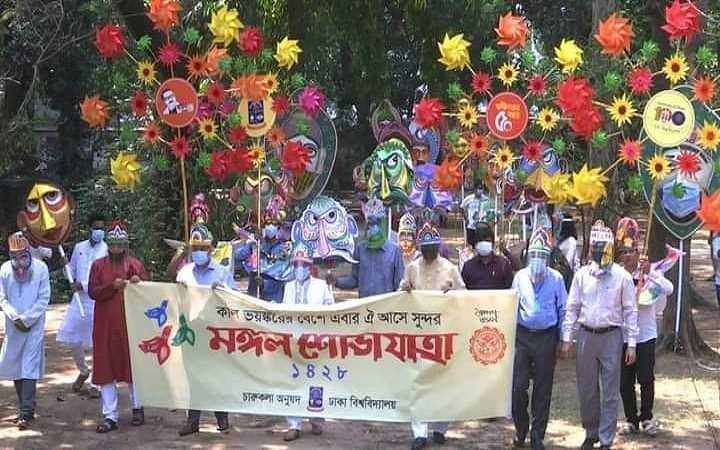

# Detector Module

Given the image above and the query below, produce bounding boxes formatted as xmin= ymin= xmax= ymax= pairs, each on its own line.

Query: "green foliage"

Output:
xmin=445 ymin=129 xmax=460 ymax=145
xmin=480 ymin=46 xmax=497 ymax=66
xmin=136 ymin=35 xmax=152 ymax=51
xmin=552 ymin=137 xmax=566 ymax=155
xmin=603 ymin=71 xmax=623 ymax=93
xmin=696 ymin=45 xmax=718 ymax=72
xmin=591 ymin=130 xmax=609 ymax=149
xmin=184 ymin=27 xmax=201 ymax=45
xmin=638 ymin=40 xmax=660 ymax=64
xmin=627 ymin=175 xmax=644 ymax=194
xmin=446 ymin=82 xmax=464 ymax=100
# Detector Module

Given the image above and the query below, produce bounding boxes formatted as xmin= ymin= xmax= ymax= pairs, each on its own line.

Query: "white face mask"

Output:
xmin=475 ymin=241 xmax=493 ymax=256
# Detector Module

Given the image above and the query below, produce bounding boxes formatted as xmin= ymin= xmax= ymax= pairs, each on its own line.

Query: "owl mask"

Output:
xmin=291 ymin=196 xmax=359 ymax=263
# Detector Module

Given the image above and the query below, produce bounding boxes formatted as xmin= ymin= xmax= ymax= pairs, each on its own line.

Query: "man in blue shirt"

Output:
xmin=176 ymin=224 xmax=236 ymax=436
xmin=510 ymin=228 xmax=567 ymax=450
xmin=334 ymin=198 xmax=404 ymax=297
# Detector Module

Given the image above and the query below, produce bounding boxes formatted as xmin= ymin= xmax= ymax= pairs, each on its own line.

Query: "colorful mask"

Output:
xmin=615 ymin=217 xmax=639 ymax=254
xmin=520 ymin=145 xmax=561 ymax=203
xmin=230 ymin=170 xmax=280 ymax=219
xmin=280 ymin=104 xmax=337 ymax=209
xmin=409 ymin=120 xmax=442 ymax=165
xmin=398 ymin=212 xmax=417 ymax=257
xmin=189 ymin=193 xmax=210 ymax=224
xmin=16 ymin=181 xmax=74 ymax=246
xmin=416 ymin=222 xmax=441 ymax=247
xmin=409 ymin=163 xmax=453 ymax=211
xmin=291 ymin=195 xmax=359 ymax=263
xmin=106 ymin=219 xmax=130 ymax=245
xmin=362 ymin=197 xmax=387 ymax=249
xmin=364 ymin=139 xmax=414 ymax=206
xmin=189 ymin=223 xmax=213 ymax=247
xmin=370 ymin=100 xmax=413 ymax=149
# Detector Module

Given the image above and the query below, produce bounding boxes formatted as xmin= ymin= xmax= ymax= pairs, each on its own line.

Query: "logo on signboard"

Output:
xmin=468 ymin=327 xmax=507 ymax=365
xmin=642 ymin=89 xmax=695 ymax=148
xmin=240 ymin=95 xmax=277 ymax=137
xmin=307 ymin=386 xmax=324 ymax=412
xmin=486 ymin=92 xmax=529 ymax=140
xmin=155 ymin=78 xmax=199 ymax=128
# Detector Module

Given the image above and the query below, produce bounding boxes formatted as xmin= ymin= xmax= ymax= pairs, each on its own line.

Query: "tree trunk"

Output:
xmin=591 ymin=0 xmax=618 ymax=35
xmin=653 ymin=225 xmax=716 ymax=357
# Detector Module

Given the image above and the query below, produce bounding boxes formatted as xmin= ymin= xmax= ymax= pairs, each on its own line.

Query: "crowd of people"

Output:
xmin=0 ymin=201 xmax=676 ymax=450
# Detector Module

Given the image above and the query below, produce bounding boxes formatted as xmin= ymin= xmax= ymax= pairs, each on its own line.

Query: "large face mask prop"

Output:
xmin=409 ymin=120 xmax=442 ymax=165
xmin=370 ymin=100 xmax=413 ymax=149
xmin=280 ymin=103 xmax=337 ymax=209
xmin=16 ymin=181 xmax=74 ymax=246
xmin=364 ymin=139 xmax=414 ymax=206
xmin=520 ymin=145 xmax=562 ymax=202
xmin=230 ymin=171 xmax=280 ymax=219
xmin=409 ymin=163 xmax=453 ymax=211
xmin=291 ymin=196 xmax=359 ymax=263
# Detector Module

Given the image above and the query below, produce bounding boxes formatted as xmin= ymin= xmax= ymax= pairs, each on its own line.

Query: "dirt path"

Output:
xmin=1 ymin=234 xmax=719 ymax=449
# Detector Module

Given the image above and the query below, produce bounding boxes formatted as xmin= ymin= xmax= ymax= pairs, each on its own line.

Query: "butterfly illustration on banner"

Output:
xmin=172 ymin=314 xmax=196 ymax=347
xmin=144 ymin=299 xmax=169 ymax=327
xmin=138 ymin=326 xmax=172 ymax=365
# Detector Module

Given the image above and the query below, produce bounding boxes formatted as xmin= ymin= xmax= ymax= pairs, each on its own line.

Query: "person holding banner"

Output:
xmin=57 ymin=214 xmax=107 ymax=397
xmin=176 ymin=223 xmax=235 ymax=436
xmin=282 ymin=243 xmax=334 ymax=441
xmin=560 ymin=221 xmax=638 ymax=450
xmin=0 ymin=232 xmax=51 ymax=430
xmin=461 ymin=221 xmax=514 ymax=290
xmin=615 ymin=219 xmax=672 ymax=437
xmin=335 ymin=197 xmax=404 ymax=297
xmin=89 ymin=220 xmax=148 ymax=433
xmin=511 ymin=228 xmax=567 ymax=450
xmin=399 ymin=222 xmax=464 ymax=450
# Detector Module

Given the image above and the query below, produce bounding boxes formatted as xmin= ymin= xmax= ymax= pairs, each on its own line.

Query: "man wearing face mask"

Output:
xmin=57 ymin=214 xmax=108 ymax=398
xmin=399 ymin=223 xmax=464 ymax=450
xmin=176 ymin=224 xmax=235 ymax=436
xmin=510 ymin=229 xmax=567 ymax=450
xmin=335 ymin=197 xmax=404 ymax=298
xmin=461 ymin=222 xmax=514 ymax=290
xmin=0 ymin=232 xmax=51 ymax=430
xmin=282 ymin=243 xmax=334 ymax=441
xmin=235 ymin=221 xmax=289 ymax=302
xmin=560 ymin=221 xmax=638 ymax=450
xmin=89 ymin=220 xmax=148 ymax=433
xmin=461 ymin=185 xmax=493 ymax=248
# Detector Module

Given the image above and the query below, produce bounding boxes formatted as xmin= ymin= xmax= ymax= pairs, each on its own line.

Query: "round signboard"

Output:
xmin=485 ymin=92 xmax=529 ymax=140
xmin=155 ymin=78 xmax=199 ymax=128
xmin=239 ymin=95 xmax=277 ymax=137
xmin=642 ymin=89 xmax=695 ymax=148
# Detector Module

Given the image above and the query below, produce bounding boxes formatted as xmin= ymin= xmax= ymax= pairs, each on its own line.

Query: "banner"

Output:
xmin=125 ymin=283 xmax=518 ymax=422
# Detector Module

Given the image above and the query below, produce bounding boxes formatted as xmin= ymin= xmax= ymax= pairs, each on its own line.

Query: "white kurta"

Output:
xmin=57 ymin=240 xmax=108 ymax=347
xmin=0 ymin=259 xmax=51 ymax=380
xmin=282 ymin=277 xmax=334 ymax=305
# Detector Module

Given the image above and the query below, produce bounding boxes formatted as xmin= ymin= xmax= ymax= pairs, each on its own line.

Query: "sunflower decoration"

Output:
xmin=81 ymin=1 xmax=329 ymax=236
xmin=536 ymin=108 xmax=560 ymax=132
xmin=607 ymin=94 xmax=637 ymax=127
xmin=662 ymin=52 xmax=689 ymax=85
xmin=456 ymin=102 xmax=479 ymax=129
xmin=497 ymin=63 xmax=519 ymax=87
xmin=646 ymin=154 xmax=672 ymax=181
xmin=492 ymin=145 xmax=515 ymax=172
xmin=698 ymin=121 xmax=720 ymax=151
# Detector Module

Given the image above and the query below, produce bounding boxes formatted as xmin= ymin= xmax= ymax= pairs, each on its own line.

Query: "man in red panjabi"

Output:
xmin=89 ymin=220 xmax=148 ymax=433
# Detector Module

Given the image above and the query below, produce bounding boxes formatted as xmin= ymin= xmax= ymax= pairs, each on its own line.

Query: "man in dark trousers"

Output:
xmin=511 ymin=229 xmax=567 ymax=450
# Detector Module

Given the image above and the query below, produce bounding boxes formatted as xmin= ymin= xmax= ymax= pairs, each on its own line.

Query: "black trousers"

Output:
xmin=14 ymin=379 xmax=37 ymax=420
xmin=188 ymin=409 xmax=228 ymax=424
xmin=620 ymin=339 xmax=656 ymax=426
xmin=512 ymin=326 xmax=558 ymax=444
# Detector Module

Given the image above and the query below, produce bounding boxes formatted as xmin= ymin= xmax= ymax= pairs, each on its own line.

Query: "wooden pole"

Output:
xmin=256 ymin=159 xmax=262 ymax=298
xmin=179 ymin=156 xmax=189 ymax=244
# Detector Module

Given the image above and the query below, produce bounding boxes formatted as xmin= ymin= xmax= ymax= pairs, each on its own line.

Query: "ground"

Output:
xmin=1 ymin=233 xmax=719 ymax=449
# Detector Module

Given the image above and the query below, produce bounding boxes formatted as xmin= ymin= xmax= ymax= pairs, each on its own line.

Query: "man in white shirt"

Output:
xmin=0 ymin=232 xmax=51 ymax=430
xmin=400 ymin=222 xmax=464 ymax=450
xmin=57 ymin=215 xmax=108 ymax=396
xmin=560 ymin=221 xmax=638 ymax=450
xmin=615 ymin=220 xmax=673 ymax=437
xmin=283 ymin=243 xmax=333 ymax=442
xmin=176 ymin=224 xmax=236 ymax=436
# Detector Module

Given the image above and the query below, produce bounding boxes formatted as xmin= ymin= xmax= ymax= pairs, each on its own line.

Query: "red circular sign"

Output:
xmin=485 ymin=92 xmax=529 ymax=140
xmin=155 ymin=78 xmax=199 ymax=128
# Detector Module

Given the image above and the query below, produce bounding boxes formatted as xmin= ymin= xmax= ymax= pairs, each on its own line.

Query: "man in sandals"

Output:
xmin=176 ymin=224 xmax=236 ymax=436
xmin=0 ymin=232 xmax=51 ymax=430
xmin=57 ymin=214 xmax=107 ymax=398
xmin=89 ymin=221 xmax=148 ymax=433
xmin=281 ymin=243 xmax=334 ymax=442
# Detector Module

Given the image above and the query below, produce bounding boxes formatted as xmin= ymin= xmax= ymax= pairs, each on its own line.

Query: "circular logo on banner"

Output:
xmin=486 ymin=92 xmax=529 ymax=140
xmin=468 ymin=326 xmax=507 ymax=365
xmin=642 ymin=90 xmax=695 ymax=148
xmin=240 ymin=96 xmax=277 ymax=137
xmin=155 ymin=78 xmax=199 ymax=128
